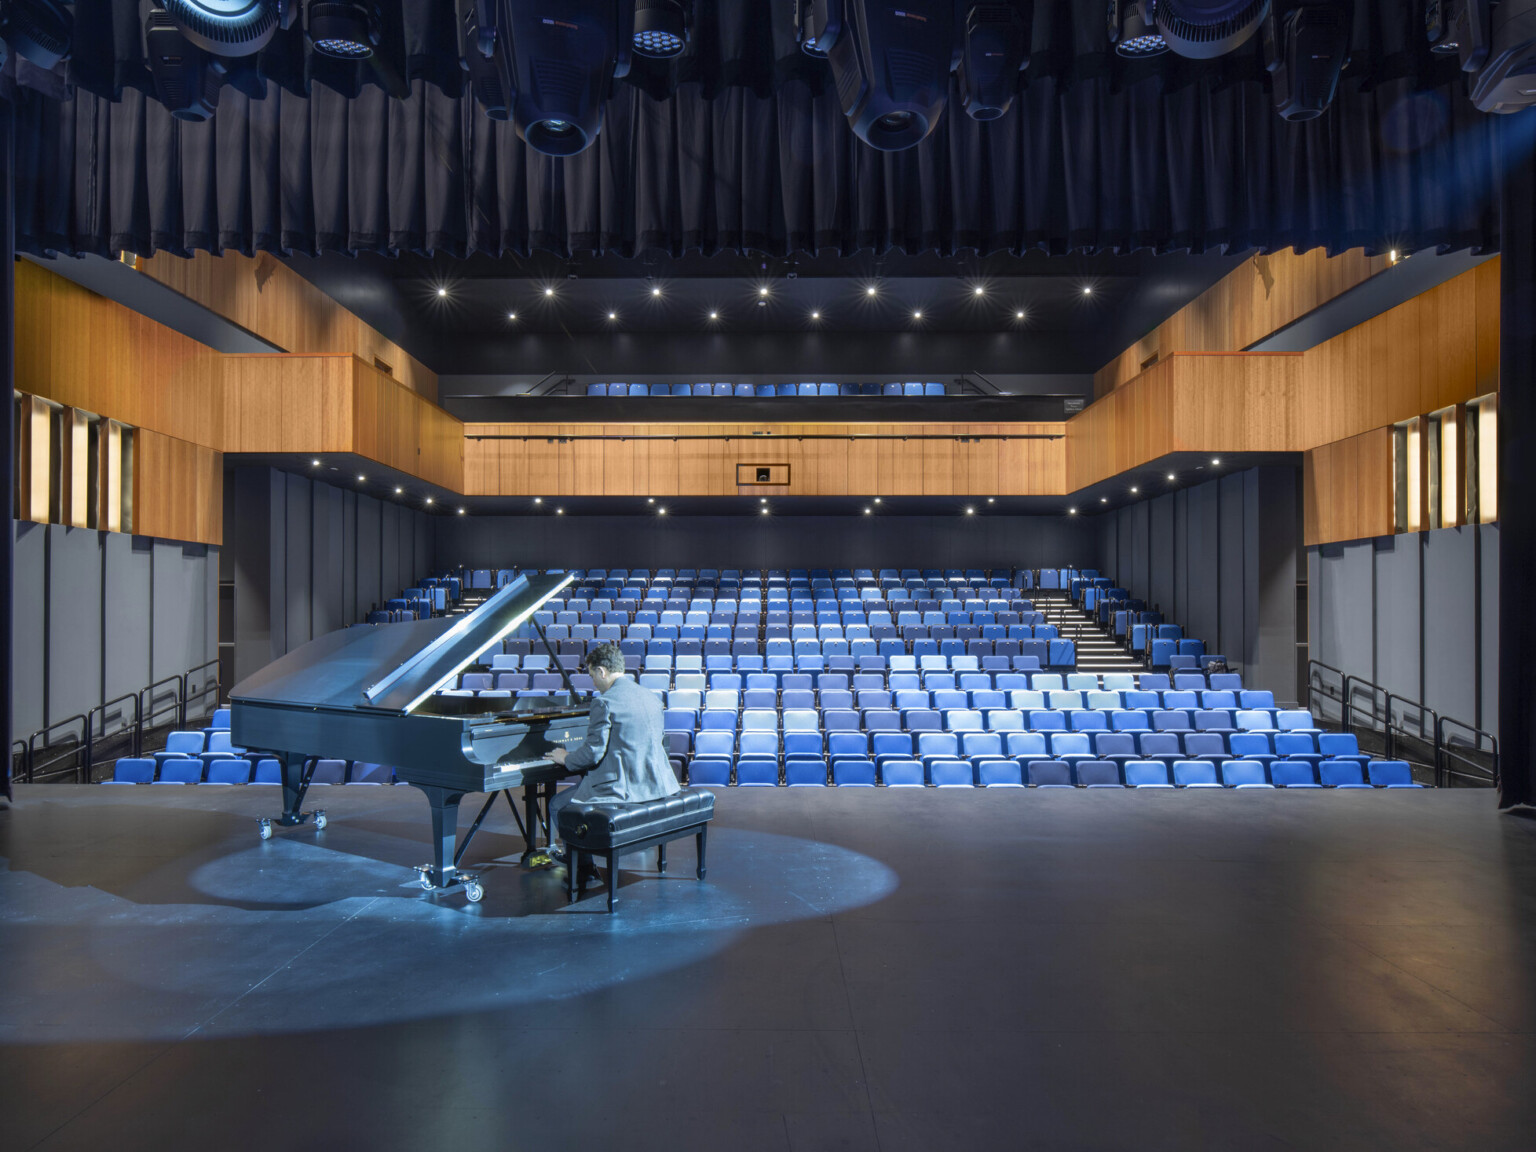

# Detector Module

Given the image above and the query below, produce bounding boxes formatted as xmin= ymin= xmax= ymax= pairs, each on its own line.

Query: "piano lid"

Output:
xmin=230 ymin=572 xmax=575 ymax=715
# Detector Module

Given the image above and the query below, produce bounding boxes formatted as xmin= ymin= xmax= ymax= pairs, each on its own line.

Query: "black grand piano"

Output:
xmin=230 ymin=573 xmax=591 ymax=902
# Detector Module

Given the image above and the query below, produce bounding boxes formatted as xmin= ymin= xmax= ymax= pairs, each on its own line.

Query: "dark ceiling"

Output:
xmin=287 ymin=247 xmax=1247 ymax=378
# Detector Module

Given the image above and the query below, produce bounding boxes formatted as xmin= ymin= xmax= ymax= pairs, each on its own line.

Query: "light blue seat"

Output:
xmin=1220 ymin=759 xmax=1274 ymax=788
xmin=929 ymin=760 xmax=975 ymax=787
xmin=882 ymin=759 xmax=926 ymax=787
xmin=1124 ymin=760 xmax=1172 ymax=788
xmin=1172 ymin=760 xmax=1221 ymax=788
xmin=107 ymin=757 xmax=156 ymax=784
xmin=977 ymin=759 xmax=1024 ymax=787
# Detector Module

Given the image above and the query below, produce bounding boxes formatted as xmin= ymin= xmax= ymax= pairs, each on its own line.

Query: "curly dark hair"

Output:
xmin=583 ymin=641 xmax=625 ymax=676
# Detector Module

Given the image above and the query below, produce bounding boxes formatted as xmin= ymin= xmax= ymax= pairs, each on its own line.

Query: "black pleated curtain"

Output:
xmin=4 ymin=0 xmax=1505 ymax=260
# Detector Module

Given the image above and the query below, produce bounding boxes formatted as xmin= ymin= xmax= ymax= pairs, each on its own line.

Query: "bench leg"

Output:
xmin=575 ymin=850 xmax=588 ymax=898
xmin=606 ymin=853 xmax=617 ymax=913
xmin=657 ymin=842 xmax=667 ymax=873
xmin=696 ymin=825 xmax=707 ymax=881
xmin=566 ymin=849 xmax=577 ymax=903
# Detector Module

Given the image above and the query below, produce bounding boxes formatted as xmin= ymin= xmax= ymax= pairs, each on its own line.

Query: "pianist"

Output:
xmin=537 ymin=642 xmax=681 ymax=871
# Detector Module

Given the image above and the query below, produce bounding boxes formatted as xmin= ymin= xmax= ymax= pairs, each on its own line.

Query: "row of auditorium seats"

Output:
xmin=683 ymin=757 xmax=1423 ymax=788
xmin=583 ymin=382 xmax=950 ymax=397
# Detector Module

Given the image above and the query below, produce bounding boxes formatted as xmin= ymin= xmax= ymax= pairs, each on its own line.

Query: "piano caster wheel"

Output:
xmin=464 ymin=881 xmax=484 ymax=904
xmin=314 ymin=811 xmax=328 ymax=831
xmin=259 ymin=819 xmax=272 ymax=841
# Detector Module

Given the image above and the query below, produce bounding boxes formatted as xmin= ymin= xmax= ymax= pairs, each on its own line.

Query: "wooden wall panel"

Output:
xmin=138 ymin=251 xmax=438 ymax=401
xmin=16 ymin=259 xmax=225 ymax=450
xmin=222 ymin=355 xmax=355 ymax=454
xmin=1094 ymin=247 xmax=1391 ymax=397
xmin=461 ymin=423 xmax=1067 ymax=497
xmin=132 ymin=429 xmax=224 ymax=545
xmin=1303 ymin=428 xmax=1392 ymax=546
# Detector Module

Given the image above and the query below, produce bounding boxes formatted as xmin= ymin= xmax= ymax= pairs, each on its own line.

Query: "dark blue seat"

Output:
xmin=1026 ymin=759 xmax=1073 ymax=787
xmin=832 ymin=759 xmax=877 ymax=786
xmin=1074 ymin=760 xmax=1122 ymax=788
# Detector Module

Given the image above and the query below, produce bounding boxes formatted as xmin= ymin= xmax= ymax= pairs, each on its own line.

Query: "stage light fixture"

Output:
xmin=1425 ymin=0 xmax=1480 ymax=60
xmin=459 ymin=507 xmax=467 ymax=515
xmin=987 ymin=497 xmax=995 ymax=503
xmin=357 ymin=473 xmax=367 ymax=482
xmin=1212 ymin=457 xmax=1222 ymax=464
xmin=658 ymin=507 xmax=667 ymax=516
xmin=0 ymin=0 xmax=72 ymax=70
xmin=796 ymin=0 xmax=840 ymax=57
xmin=146 ymin=6 xmax=227 ymax=120
xmin=633 ymin=0 xmax=688 ymax=58
xmin=1130 ymin=485 xmax=1139 ymax=494
xmin=873 ymin=497 xmax=882 ymax=503
xmin=647 ymin=497 xmax=655 ymax=503
xmin=1108 ymin=0 xmax=1168 ymax=56
xmin=1167 ymin=471 xmax=1176 ymax=480
xmin=1155 ymin=0 xmax=1272 ymax=59
xmin=437 ymin=286 xmax=448 ymax=297
xmin=956 ymin=1 xmax=1032 ymax=121
xmin=965 ymin=507 xmax=975 ymax=515
xmin=556 ymin=508 xmax=564 ymax=515
xmin=1082 ymin=285 xmax=1093 ymax=295
xmin=499 ymin=0 xmax=633 ymax=157
xmin=307 ymin=1 xmax=381 ymax=58
xmin=815 ymin=0 xmax=954 ymax=151
xmin=608 ymin=311 xmax=618 ymax=320
xmin=974 ymin=286 xmax=986 ymax=296
xmin=759 ymin=286 xmax=770 ymax=297
xmin=864 ymin=507 xmax=872 ymax=515
xmin=459 ymin=0 xmax=514 ymax=120
xmin=913 ymin=310 xmax=923 ymax=320
xmin=1262 ymin=2 xmax=1350 ymax=122
xmin=164 ymin=0 xmax=286 ymax=57
xmin=1466 ymin=0 xmax=1536 ymax=114
xmin=651 ymin=285 xmax=662 ymax=296
xmin=535 ymin=496 xmax=543 ymax=503
xmin=762 ymin=507 xmax=771 ymax=515
xmin=1100 ymin=496 xmax=1108 ymax=503
xmin=311 ymin=458 xmax=321 ymax=466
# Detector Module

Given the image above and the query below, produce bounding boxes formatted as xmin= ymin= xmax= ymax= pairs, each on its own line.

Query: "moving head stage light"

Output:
xmin=633 ymin=0 xmax=688 ymax=59
xmin=803 ymin=0 xmax=956 ymax=151
xmin=146 ymin=3 xmax=226 ymax=119
xmin=0 ymin=0 xmax=72 ymax=70
xmin=1263 ymin=1 xmax=1350 ymax=121
xmin=956 ymin=2 xmax=1031 ymax=121
xmin=1429 ymin=0 xmax=1536 ymax=113
xmin=163 ymin=0 xmax=291 ymax=57
xmin=1108 ymin=0 xmax=1169 ymax=57
xmin=308 ymin=0 xmax=381 ymax=59
xmin=1154 ymin=0 xmax=1272 ymax=58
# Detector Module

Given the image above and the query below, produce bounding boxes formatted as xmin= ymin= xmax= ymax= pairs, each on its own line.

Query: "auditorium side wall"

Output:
xmin=225 ymin=468 xmax=435 ymax=685
xmin=11 ymin=522 xmax=219 ymax=745
xmin=1307 ymin=523 xmax=1499 ymax=740
xmin=431 ymin=514 xmax=1101 ymax=573
xmin=1094 ymin=466 xmax=1303 ymax=704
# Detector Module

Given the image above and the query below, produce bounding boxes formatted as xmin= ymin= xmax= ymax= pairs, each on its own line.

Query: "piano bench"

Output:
xmin=558 ymin=791 xmax=716 ymax=913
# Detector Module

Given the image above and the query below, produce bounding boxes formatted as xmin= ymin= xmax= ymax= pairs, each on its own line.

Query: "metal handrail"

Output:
xmin=181 ymin=659 xmax=223 ymax=724
xmin=139 ymin=674 xmax=184 ymax=732
xmin=1306 ymin=660 xmax=1497 ymax=788
xmin=87 ymin=691 xmax=143 ymax=759
xmin=16 ymin=660 xmax=223 ymax=785
xmin=26 ymin=714 xmax=89 ymax=783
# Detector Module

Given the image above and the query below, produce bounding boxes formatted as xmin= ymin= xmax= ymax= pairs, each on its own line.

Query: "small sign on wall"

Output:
xmin=1064 ymin=397 xmax=1086 ymax=415
xmin=737 ymin=463 xmax=791 ymax=486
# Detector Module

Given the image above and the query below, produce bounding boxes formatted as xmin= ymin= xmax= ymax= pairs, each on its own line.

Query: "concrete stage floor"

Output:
xmin=3 ymin=784 xmax=1535 ymax=1151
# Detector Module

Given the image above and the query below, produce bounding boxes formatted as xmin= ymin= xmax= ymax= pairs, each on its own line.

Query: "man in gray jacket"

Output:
xmin=537 ymin=642 xmax=680 ymax=872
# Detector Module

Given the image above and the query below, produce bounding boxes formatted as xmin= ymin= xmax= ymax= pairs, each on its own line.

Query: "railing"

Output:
xmin=14 ymin=662 xmax=222 ymax=785
xmin=1306 ymin=661 xmax=1498 ymax=788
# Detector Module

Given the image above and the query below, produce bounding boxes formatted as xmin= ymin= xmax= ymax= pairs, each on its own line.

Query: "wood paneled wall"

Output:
xmin=133 ymin=430 xmax=224 ymax=545
xmin=1094 ymin=248 xmax=1390 ymax=397
xmin=138 ymin=251 xmax=438 ymax=401
xmin=14 ymin=258 xmax=225 ymax=449
xmin=463 ymin=424 xmax=1068 ymax=497
xmin=1302 ymin=429 xmax=1394 ymax=546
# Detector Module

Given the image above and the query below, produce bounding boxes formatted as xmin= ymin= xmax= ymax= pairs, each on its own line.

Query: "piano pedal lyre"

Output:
xmin=257 ymin=810 xmax=326 ymax=841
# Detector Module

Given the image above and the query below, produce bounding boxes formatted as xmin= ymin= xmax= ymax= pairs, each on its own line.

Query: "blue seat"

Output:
xmin=735 ymin=758 xmax=780 ymax=786
xmin=205 ymin=758 xmax=253 ymax=785
xmin=1318 ymin=759 xmax=1374 ymax=788
xmin=108 ymin=757 xmax=156 ymax=784
xmin=1026 ymin=759 xmax=1074 ymax=788
xmin=1074 ymin=760 xmax=1123 ymax=788
xmin=902 ymin=382 xmax=923 ymax=397
xmin=832 ymin=759 xmax=877 ymax=786
xmin=156 ymin=759 xmax=204 ymax=784
xmin=1270 ymin=761 xmax=1321 ymax=788
xmin=882 ymin=382 xmax=903 ymax=396
xmin=785 ymin=759 xmax=829 ymax=786
xmin=586 ymin=383 xmax=608 ymax=396
xmin=349 ymin=761 xmax=392 ymax=784
xmin=882 ymin=759 xmax=926 ymax=787
xmin=1172 ymin=760 xmax=1221 ymax=788
xmin=734 ymin=383 xmax=754 ymax=397
xmin=1124 ymin=760 xmax=1172 ymax=788
xmin=923 ymin=383 xmax=945 ymax=396
xmin=252 ymin=758 xmax=282 ymax=784
xmin=929 ymin=760 xmax=975 ymax=787
xmin=977 ymin=759 xmax=1024 ymax=787
xmin=1220 ymin=759 xmax=1274 ymax=788
xmin=687 ymin=758 xmax=732 ymax=786
xmin=1368 ymin=760 xmax=1426 ymax=787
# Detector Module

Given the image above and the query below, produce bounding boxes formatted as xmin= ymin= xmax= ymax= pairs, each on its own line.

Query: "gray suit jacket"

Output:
xmin=563 ymin=676 xmax=681 ymax=804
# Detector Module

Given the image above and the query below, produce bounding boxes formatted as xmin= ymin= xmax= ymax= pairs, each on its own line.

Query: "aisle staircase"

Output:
xmin=1033 ymin=592 xmax=1144 ymax=675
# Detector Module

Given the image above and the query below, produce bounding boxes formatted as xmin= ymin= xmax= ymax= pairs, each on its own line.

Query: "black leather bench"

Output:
xmin=557 ymin=791 xmax=715 ymax=912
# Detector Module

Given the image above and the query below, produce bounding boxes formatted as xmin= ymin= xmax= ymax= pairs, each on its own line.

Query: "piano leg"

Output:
xmin=278 ymin=753 xmax=316 ymax=826
xmin=418 ymin=786 xmax=466 ymax=890
xmin=519 ymin=781 xmax=543 ymax=864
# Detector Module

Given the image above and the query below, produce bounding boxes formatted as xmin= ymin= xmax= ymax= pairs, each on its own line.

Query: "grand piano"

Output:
xmin=230 ymin=573 xmax=591 ymax=902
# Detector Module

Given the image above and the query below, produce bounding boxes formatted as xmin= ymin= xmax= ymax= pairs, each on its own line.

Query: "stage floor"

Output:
xmin=3 ymin=784 xmax=1535 ymax=1151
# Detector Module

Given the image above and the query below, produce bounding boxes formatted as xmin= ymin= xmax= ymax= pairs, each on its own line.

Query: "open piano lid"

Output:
xmin=230 ymin=572 xmax=575 ymax=715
